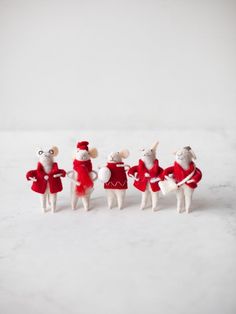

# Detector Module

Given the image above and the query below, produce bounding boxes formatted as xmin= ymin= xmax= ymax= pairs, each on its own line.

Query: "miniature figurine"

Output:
xmin=26 ymin=146 xmax=66 ymax=213
xmin=128 ymin=142 xmax=163 ymax=211
xmin=159 ymin=146 xmax=202 ymax=213
xmin=98 ymin=150 xmax=130 ymax=209
xmin=67 ymin=141 xmax=98 ymax=211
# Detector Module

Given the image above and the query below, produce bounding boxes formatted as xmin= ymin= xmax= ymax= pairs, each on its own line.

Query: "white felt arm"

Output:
xmin=53 ymin=173 xmax=63 ymax=178
xmin=129 ymin=173 xmax=139 ymax=181
xmin=116 ymin=164 xmax=130 ymax=171
xmin=90 ymin=170 xmax=98 ymax=181
xmin=187 ymin=179 xmax=195 ymax=184
xmin=29 ymin=176 xmax=37 ymax=182
xmin=66 ymin=171 xmax=81 ymax=186
xmin=165 ymin=174 xmax=173 ymax=180
xmin=150 ymin=177 xmax=161 ymax=183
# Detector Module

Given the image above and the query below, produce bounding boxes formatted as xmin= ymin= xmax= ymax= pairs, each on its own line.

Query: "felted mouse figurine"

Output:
xmin=98 ymin=150 xmax=130 ymax=209
xmin=67 ymin=141 xmax=98 ymax=211
xmin=159 ymin=146 xmax=202 ymax=213
xmin=26 ymin=146 xmax=66 ymax=213
xmin=128 ymin=142 xmax=163 ymax=211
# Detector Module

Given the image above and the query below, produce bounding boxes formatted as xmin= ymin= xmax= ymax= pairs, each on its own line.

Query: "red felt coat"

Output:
xmin=161 ymin=161 xmax=202 ymax=189
xmin=26 ymin=162 xmax=66 ymax=194
xmin=128 ymin=159 xmax=163 ymax=192
xmin=104 ymin=162 xmax=128 ymax=190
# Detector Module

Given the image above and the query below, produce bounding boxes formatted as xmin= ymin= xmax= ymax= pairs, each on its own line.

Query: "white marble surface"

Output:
xmin=0 ymin=129 xmax=236 ymax=314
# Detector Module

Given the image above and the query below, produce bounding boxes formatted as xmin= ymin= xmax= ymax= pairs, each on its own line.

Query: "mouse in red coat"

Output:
xmin=160 ymin=146 xmax=202 ymax=213
xmin=98 ymin=150 xmax=130 ymax=209
xmin=67 ymin=141 xmax=98 ymax=211
xmin=128 ymin=141 xmax=163 ymax=211
xmin=26 ymin=146 xmax=66 ymax=213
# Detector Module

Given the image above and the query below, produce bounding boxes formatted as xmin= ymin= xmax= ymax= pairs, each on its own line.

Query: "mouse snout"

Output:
xmin=44 ymin=152 xmax=51 ymax=158
xmin=176 ymin=151 xmax=185 ymax=160
xmin=39 ymin=152 xmax=53 ymax=165
xmin=143 ymin=149 xmax=151 ymax=157
xmin=76 ymin=149 xmax=89 ymax=161
xmin=108 ymin=152 xmax=120 ymax=162
xmin=40 ymin=152 xmax=50 ymax=160
xmin=81 ymin=153 xmax=87 ymax=160
xmin=108 ymin=152 xmax=115 ymax=161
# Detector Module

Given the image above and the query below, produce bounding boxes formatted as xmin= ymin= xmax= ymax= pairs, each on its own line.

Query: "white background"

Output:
xmin=0 ymin=0 xmax=236 ymax=130
xmin=0 ymin=1 xmax=236 ymax=314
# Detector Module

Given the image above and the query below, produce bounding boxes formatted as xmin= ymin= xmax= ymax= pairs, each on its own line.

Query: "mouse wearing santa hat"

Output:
xmin=67 ymin=141 xmax=98 ymax=211
xmin=26 ymin=146 xmax=66 ymax=213
xmin=128 ymin=141 xmax=163 ymax=211
xmin=98 ymin=150 xmax=130 ymax=209
xmin=160 ymin=146 xmax=202 ymax=213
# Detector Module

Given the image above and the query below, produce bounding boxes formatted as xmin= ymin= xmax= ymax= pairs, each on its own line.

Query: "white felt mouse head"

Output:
xmin=174 ymin=146 xmax=196 ymax=167
xmin=36 ymin=146 xmax=59 ymax=164
xmin=75 ymin=141 xmax=98 ymax=161
xmin=107 ymin=150 xmax=129 ymax=163
xmin=36 ymin=146 xmax=58 ymax=173
xmin=140 ymin=141 xmax=159 ymax=164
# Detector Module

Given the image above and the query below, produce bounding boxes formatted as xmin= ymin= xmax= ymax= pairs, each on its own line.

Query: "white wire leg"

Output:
xmin=184 ymin=185 xmax=194 ymax=213
xmin=115 ymin=190 xmax=126 ymax=210
xmin=176 ymin=187 xmax=185 ymax=213
xmin=50 ymin=193 xmax=57 ymax=213
xmin=71 ymin=192 xmax=79 ymax=210
xmin=81 ymin=195 xmax=90 ymax=211
xmin=40 ymin=193 xmax=47 ymax=213
xmin=151 ymin=191 xmax=160 ymax=211
xmin=141 ymin=190 xmax=149 ymax=210
xmin=107 ymin=190 xmax=115 ymax=209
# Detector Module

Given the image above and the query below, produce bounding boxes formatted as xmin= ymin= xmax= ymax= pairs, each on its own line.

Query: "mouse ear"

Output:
xmin=151 ymin=141 xmax=159 ymax=151
xmin=190 ymin=149 xmax=197 ymax=160
xmin=120 ymin=149 xmax=129 ymax=159
xmin=89 ymin=147 xmax=98 ymax=158
xmin=49 ymin=146 xmax=59 ymax=157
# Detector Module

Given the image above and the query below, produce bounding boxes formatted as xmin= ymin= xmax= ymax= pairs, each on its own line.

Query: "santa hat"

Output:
xmin=77 ymin=141 xmax=89 ymax=150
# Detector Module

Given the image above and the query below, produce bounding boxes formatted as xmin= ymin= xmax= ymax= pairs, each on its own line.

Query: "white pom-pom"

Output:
xmin=98 ymin=167 xmax=111 ymax=183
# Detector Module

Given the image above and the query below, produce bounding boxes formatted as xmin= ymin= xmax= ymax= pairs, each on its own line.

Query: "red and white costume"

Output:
xmin=70 ymin=140 xmax=98 ymax=211
xmin=104 ymin=162 xmax=128 ymax=190
xmin=161 ymin=161 xmax=202 ymax=188
xmin=26 ymin=162 xmax=66 ymax=194
xmin=128 ymin=159 xmax=163 ymax=192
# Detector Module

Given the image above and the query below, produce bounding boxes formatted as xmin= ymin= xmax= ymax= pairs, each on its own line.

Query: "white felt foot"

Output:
xmin=82 ymin=196 xmax=90 ymax=211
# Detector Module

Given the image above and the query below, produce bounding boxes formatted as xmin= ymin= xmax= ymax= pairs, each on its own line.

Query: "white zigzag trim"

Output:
xmin=106 ymin=181 xmax=127 ymax=187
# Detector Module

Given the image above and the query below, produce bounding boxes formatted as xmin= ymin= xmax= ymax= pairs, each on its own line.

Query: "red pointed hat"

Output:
xmin=77 ymin=141 xmax=89 ymax=150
